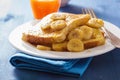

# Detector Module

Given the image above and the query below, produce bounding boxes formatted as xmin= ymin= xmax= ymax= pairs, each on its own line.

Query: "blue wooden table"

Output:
xmin=0 ymin=0 xmax=120 ymax=80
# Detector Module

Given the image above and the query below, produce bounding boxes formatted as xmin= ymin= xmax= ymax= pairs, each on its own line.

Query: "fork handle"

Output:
xmin=103 ymin=26 xmax=120 ymax=48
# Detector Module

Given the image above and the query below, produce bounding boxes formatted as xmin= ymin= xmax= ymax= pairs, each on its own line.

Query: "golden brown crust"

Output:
xmin=22 ymin=33 xmax=53 ymax=45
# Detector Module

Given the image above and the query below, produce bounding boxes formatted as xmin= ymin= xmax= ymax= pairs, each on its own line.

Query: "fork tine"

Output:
xmin=82 ymin=8 xmax=85 ymax=14
xmin=89 ymin=8 xmax=97 ymax=18
xmin=82 ymin=8 xmax=97 ymax=18
xmin=82 ymin=8 xmax=89 ymax=14
xmin=82 ymin=8 xmax=92 ymax=17
xmin=82 ymin=8 xmax=87 ymax=14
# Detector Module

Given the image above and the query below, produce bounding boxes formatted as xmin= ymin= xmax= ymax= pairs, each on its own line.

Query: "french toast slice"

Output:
xmin=22 ymin=12 xmax=90 ymax=45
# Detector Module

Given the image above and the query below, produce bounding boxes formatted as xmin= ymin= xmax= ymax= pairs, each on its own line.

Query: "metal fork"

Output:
xmin=82 ymin=8 xmax=120 ymax=48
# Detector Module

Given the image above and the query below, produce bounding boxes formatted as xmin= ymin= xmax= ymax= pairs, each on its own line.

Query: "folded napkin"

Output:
xmin=10 ymin=52 xmax=92 ymax=77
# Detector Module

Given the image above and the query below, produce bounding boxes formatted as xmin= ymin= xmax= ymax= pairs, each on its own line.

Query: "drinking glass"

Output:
xmin=30 ymin=0 xmax=61 ymax=20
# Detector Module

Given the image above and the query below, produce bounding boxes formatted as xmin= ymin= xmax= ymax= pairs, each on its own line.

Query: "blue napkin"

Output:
xmin=10 ymin=52 xmax=92 ymax=77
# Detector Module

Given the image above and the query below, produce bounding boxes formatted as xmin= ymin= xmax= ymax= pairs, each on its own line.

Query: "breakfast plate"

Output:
xmin=9 ymin=20 xmax=117 ymax=59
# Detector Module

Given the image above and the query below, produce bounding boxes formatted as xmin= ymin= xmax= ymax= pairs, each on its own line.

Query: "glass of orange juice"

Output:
xmin=30 ymin=0 xmax=61 ymax=19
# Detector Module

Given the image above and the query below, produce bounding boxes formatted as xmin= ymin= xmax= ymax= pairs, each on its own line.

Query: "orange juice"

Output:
xmin=30 ymin=0 xmax=61 ymax=19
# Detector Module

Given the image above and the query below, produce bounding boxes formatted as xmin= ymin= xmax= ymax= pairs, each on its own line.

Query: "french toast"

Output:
xmin=22 ymin=12 xmax=105 ymax=52
xmin=22 ymin=12 xmax=90 ymax=45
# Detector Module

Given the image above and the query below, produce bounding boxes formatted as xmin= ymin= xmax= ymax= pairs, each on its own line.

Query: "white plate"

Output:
xmin=9 ymin=20 xmax=116 ymax=59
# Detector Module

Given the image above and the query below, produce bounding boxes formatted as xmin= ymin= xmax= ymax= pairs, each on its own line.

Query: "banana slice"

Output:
xmin=83 ymin=38 xmax=99 ymax=49
xmin=83 ymin=38 xmax=105 ymax=49
xmin=80 ymin=25 xmax=93 ymax=40
xmin=50 ymin=20 xmax=66 ymax=31
xmin=67 ymin=38 xmax=84 ymax=52
xmin=52 ymin=42 xmax=67 ymax=51
xmin=86 ymin=18 xmax=104 ymax=28
xmin=50 ymin=13 xmax=66 ymax=20
xmin=67 ymin=28 xmax=84 ymax=40
xmin=83 ymin=28 xmax=105 ymax=49
xmin=92 ymin=28 xmax=104 ymax=38
xmin=41 ymin=19 xmax=53 ymax=33
xmin=36 ymin=45 xmax=51 ymax=50
xmin=97 ymin=37 xmax=105 ymax=46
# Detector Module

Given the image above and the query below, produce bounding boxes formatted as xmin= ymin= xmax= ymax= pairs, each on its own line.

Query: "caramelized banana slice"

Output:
xmin=83 ymin=39 xmax=99 ymax=49
xmin=67 ymin=38 xmax=84 ymax=52
xmin=80 ymin=25 xmax=93 ymax=40
xmin=36 ymin=45 xmax=51 ymax=50
xmin=68 ymin=28 xmax=84 ymax=40
xmin=41 ymin=19 xmax=53 ymax=33
xmin=84 ymin=28 xmax=105 ymax=49
xmin=92 ymin=28 xmax=104 ymax=38
xmin=83 ymin=38 xmax=105 ymax=49
xmin=52 ymin=42 xmax=67 ymax=51
xmin=97 ymin=37 xmax=105 ymax=46
xmin=50 ymin=20 xmax=66 ymax=31
xmin=50 ymin=13 xmax=66 ymax=20
xmin=86 ymin=18 xmax=104 ymax=28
